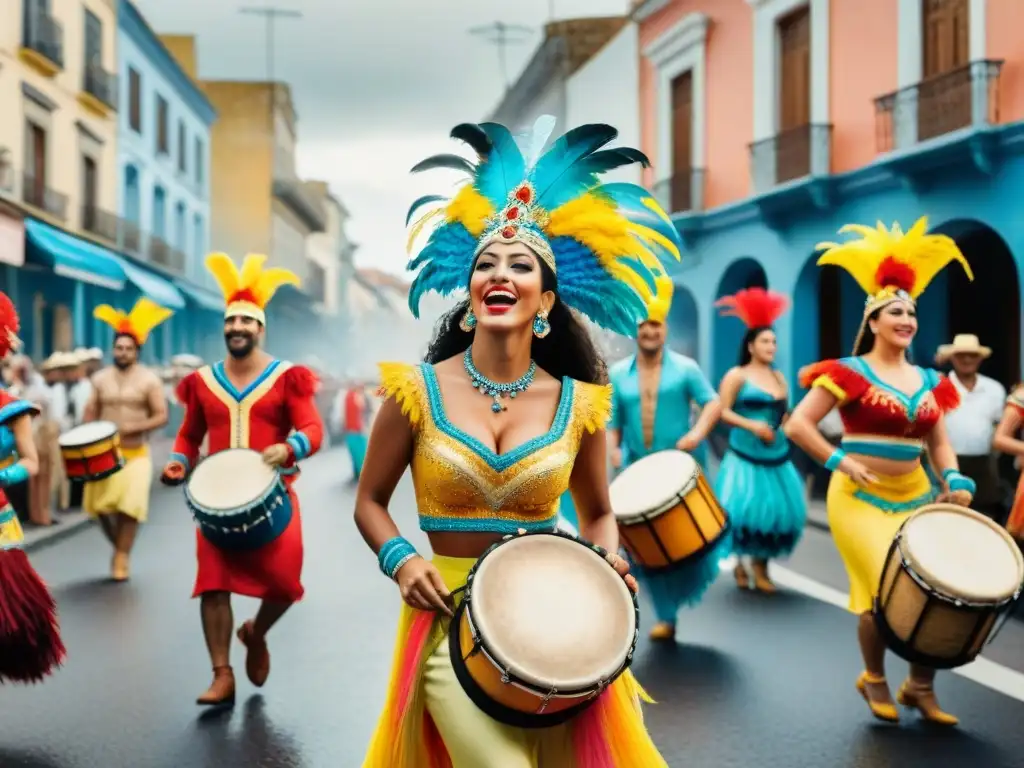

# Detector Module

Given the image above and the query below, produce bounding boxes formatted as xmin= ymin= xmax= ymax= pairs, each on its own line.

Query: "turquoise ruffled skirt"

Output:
xmin=716 ymin=450 xmax=807 ymax=560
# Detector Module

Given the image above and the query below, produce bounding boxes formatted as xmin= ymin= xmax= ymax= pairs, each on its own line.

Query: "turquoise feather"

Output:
xmin=405 ymin=195 xmax=448 ymax=226
xmin=529 ymin=124 xmax=619 ymax=208
xmin=475 ymin=123 xmax=526 ymax=207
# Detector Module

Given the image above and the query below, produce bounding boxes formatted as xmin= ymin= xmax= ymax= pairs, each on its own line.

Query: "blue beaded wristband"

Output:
xmin=942 ymin=468 xmax=958 ymax=482
xmin=946 ymin=472 xmax=976 ymax=495
xmin=0 ymin=462 xmax=29 ymax=488
xmin=824 ymin=448 xmax=846 ymax=472
xmin=378 ymin=536 xmax=418 ymax=580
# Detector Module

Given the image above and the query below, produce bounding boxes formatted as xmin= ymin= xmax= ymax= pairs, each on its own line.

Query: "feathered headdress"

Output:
xmin=715 ymin=288 xmax=790 ymax=328
xmin=404 ymin=116 xmax=683 ymax=337
xmin=646 ymin=275 xmax=674 ymax=324
xmin=0 ymin=291 xmax=20 ymax=358
xmin=93 ymin=298 xmax=173 ymax=346
xmin=205 ymin=253 xmax=301 ymax=324
xmin=815 ymin=216 xmax=973 ymax=353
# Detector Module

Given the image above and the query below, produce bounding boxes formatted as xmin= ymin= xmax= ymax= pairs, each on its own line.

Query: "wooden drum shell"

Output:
xmin=59 ymin=433 xmax=124 ymax=483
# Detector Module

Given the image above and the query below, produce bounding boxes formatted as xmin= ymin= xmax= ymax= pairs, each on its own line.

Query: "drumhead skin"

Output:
xmin=58 ymin=420 xmax=118 ymax=447
xmin=609 ymin=450 xmax=698 ymax=523
xmin=902 ymin=504 xmax=1024 ymax=603
xmin=187 ymin=449 xmax=278 ymax=511
xmin=469 ymin=534 xmax=636 ymax=691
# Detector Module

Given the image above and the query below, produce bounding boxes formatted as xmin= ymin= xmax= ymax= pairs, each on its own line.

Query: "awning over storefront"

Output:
xmin=24 ymin=219 xmax=125 ymax=290
xmin=110 ymin=255 xmax=185 ymax=310
xmin=173 ymin=278 xmax=224 ymax=312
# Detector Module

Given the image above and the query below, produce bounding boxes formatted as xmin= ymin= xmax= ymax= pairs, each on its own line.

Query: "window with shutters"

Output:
xmin=670 ymin=71 xmax=693 ymax=211
xmin=776 ymin=6 xmax=811 ymax=181
xmin=128 ymin=68 xmax=141 ymax=133
xmin=918 ymin=0 xmax=971 ymax=140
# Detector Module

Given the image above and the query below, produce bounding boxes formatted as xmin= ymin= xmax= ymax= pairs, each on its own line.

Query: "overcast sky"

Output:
xmin=134 ymin=0 xmax=631 ymax=276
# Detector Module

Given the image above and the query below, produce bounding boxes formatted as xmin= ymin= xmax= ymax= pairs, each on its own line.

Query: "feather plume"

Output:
xmin=205 ymin=252 xmax=241 ymax=302
xmin=409 ymin=154 xmax=477 ymax=176
xmin=204 ymin=251 xmax=301 ymax=314
xmin=529 ymin=124 xmax=619 ymax=208
xmin=475 ymin=123 xmax=526 ymax=206
xmin=449 ymin=123 xmax=493 ymax=157
xmin=0 ymin=292 xmax=20 ymax=358
xmin=524 ymin=114 xmax=557 ymax=167
xmin=92 ymin=297 xmax=173 ymax=345
xmin=715 ymin=288 xmax=790 ymax=328
xmin=405 ymin=195 xmax=448 ymax=226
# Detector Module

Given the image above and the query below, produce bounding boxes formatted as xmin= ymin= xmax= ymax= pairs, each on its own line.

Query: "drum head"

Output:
xmin=902 ymin=504 xmax=1024 ymax=603
xmin=609 ymin=450 xmax=698 ymax=522
xmin=187 ymin=449 xmax=278 ymax=510
xmin=470 ymin=534 xmax=636 ymax=691
xmin=58 ymin=420 xmax=118 ymax=447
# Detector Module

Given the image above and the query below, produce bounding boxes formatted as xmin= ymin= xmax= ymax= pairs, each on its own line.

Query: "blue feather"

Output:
xmin=529 ymin=124 xmax=619 ymax=209
xmin=475 ymin=123 xmax=526 ymax=207
xmin=450 ymin=123 xmax=492 ymax=157
xmin=405 ymin=194 xmax=448 ymax=226
xmin=410 ymin=153 xmax=476 ymax=175
xmin=597 ymin=183 xmax=682 ymax=251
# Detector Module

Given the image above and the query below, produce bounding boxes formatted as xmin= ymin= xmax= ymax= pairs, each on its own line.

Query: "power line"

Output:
xmin=239 ymin=5 xmax=302 ymax=83
xmin=468 ymin=21 xmax=534 ymax=91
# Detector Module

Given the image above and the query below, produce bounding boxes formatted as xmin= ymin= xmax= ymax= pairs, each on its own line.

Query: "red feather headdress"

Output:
xmin=0 ymin=291 xmax=20 ymax=358
xmin=714 ymin=288 xmax=789 ymax=328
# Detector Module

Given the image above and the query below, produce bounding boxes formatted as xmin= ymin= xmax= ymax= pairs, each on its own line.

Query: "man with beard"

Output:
xmin=608 ymin=276 xmax=723 ymax=641
xmin=161 ymin=252 xmax=324 ymax=707
xmin=84 ymin=299 xmax=172 ymax=581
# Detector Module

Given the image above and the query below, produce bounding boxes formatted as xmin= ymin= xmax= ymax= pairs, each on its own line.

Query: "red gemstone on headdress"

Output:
xmin=501 ymin=226 xmax=516 ymax=239
xmin=506 ymin=206 xmax=519 ymax=220
xmin=515 ymin=186 xmax=532 ymax=204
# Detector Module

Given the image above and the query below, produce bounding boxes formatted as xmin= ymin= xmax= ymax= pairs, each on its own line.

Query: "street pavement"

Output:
xmin=4 ymin=446 xmax=1024 ymax=767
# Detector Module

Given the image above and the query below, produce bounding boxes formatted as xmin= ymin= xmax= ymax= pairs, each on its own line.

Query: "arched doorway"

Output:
xmin=792 ymin=254 xmax=862 ymax=384
xmin=665 ymin=284 xmax=699 ymax=360
xmin=713 ymin=258 xmax=767 ymax=384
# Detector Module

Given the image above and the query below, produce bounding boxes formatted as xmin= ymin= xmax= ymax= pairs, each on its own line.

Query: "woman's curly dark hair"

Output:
xmin=423 ymin=259 xmax=609 ymax=385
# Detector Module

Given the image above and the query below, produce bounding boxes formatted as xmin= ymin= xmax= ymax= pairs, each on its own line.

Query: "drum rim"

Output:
xmin=610 ymin=449 xmax=700 ymax=523
xmin=57 ymin=420 xmax=118 ymax=447
xmin=899 ymin=503 xmax=1024 ymax=604
xmin=464 ymin=529 xmax=639 ymax=692
xmin=186 ymin=447 xmax=282 ymax=513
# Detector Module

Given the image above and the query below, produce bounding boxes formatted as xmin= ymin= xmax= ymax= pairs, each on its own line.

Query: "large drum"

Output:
xmin=874 ymin=503 xmax=1024 ymax=669
xmin=449 ymin=530 xmax=639 ymax=728
xmin=185 ymin=448 xmax=293 ymax=551
xmin=609 ymin=450 xmax=729 ymax=570
xmin=58 ymin=421 xmax=123 ymax=482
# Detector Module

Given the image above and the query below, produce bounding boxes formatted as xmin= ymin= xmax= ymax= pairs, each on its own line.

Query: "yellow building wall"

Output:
xmin=158 ymin=34 xmax=197 ymax=80
xmin=200 ymin=81 xmax=274 ymax=256
xmin=0 ymin=0 xmax=118 ymax=235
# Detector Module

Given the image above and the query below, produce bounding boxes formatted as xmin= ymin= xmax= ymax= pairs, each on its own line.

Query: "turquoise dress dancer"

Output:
xmin=714 ymin=287 xmax=806 ymax=592
xmin=607 ymin=277 xmax=724 ymax=641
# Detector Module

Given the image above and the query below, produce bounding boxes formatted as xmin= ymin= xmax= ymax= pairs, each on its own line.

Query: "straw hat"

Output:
xmin=86 ymin=347 xmax=103 ymax=360
xmin=935 ymin=333 xmax=992 ymax=364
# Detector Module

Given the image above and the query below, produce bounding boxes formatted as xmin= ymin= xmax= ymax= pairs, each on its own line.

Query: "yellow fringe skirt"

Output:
xmin=826 ymin=466 xmax=934 ymax=614
xmin=362 ymin=555 xmax=667 ymax=768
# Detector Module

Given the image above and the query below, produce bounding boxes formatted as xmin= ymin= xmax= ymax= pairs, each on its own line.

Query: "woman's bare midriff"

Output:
xmin=427 ymin=531 xmax=510 ymax=559
xmin=847 ymin=452 xmax=923 ymax=478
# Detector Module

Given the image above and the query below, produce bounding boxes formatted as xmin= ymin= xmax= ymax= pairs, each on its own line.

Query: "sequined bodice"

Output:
xmin=729 ymin=379 xmax=789 ymax=461
xmin=379 ymin=362 xmax=612 ymax=534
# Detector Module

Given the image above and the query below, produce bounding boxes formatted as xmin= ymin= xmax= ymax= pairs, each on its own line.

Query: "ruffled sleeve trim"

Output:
xmin=377 ymin=362 xmax=424 ymax=429
xmin=797 ymin=359 xmax=870 ymax=405
xmin=574 ymin=381 xmax=613 ymax=434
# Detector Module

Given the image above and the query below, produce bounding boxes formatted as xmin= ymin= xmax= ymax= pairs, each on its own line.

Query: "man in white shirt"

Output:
xmin=937 ymin=334 xmax=1007 ymax=522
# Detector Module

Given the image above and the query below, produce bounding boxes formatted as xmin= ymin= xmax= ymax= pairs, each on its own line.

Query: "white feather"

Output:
xmin=525 ymin=115 xmax=557 ymax=168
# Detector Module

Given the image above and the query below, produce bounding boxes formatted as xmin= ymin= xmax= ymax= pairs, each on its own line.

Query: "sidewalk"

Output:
xmin=22 ymin=438 xmax=174 ymax=553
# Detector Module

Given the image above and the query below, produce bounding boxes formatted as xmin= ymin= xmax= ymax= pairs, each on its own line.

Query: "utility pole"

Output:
xmin=469 ymin=21 xmax=534 ymax=92
xmin=239 ymin=5 xmax=302 ymax=84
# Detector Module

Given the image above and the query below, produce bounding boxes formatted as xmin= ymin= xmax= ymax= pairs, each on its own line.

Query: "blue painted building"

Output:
xmin=659 ymin=122 xmax=1024 ymax=399
xmin=116 ymin=0 xmax=222 ymax=363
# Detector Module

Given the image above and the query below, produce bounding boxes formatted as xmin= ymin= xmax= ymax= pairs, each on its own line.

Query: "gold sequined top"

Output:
xmin=378 ymin=361 xmax=613 ymax=534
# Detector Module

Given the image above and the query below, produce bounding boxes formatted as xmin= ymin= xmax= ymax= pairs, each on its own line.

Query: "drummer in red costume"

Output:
xmin=161 ymin=252 xmax=324 ymax=706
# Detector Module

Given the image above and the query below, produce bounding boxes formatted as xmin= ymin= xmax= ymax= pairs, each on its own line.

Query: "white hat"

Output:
xmin=935 ymin=334 xmax=992 ymax=364
xmin=87 ymin=347 xmax=103 ymax=360
xmin=170 ymin=353 xmax=203 ymax=368
xmin=51 ymin=351 xmax=80 ymax=369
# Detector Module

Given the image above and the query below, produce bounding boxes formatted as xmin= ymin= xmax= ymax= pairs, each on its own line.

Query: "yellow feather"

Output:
xmin=407 ymin=208 xmax=445 ymax=253
xmin=444 ymin=186 xmax=494 ymax=238
xmin=205 ymin=252 xmax=241 ymax=302
xmin=93 ymin=304 xmax=127 ymax=329
xmin=240 ymin=253 xmax=268 ymax=290
xmin=254 ymin=267 xmax=301 ymax=307
xmin=125 ymin=298 xmax=173 ymax=344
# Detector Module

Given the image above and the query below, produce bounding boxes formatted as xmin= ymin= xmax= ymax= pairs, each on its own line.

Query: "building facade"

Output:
xmin=303 ymin=180 xmax=346 ymax=315
xmin=634 ymin=0 xmax=1024 ymax=392
xmin=0 ymin=0 xmax=127 ymax=359
xmin=116 ymin=5 xmax=220 ymax=362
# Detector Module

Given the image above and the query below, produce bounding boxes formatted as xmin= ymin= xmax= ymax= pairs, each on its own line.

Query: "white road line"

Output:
xmin=716 ymin=557 xmax=1024 ymax=703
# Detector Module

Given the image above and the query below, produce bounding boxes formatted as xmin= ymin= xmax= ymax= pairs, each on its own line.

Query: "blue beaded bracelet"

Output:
xmin=378 ymin=536 xmax=418 ymax=580
xmin=824 ymin=448 xmax=846 ymax=472
xmin=0 ymin=462 xmax=29 ymax=488
xmin=945 ymin=472 xmax=976 ymax=495
xmin=941 ymin=467 xmax=958 ymax=482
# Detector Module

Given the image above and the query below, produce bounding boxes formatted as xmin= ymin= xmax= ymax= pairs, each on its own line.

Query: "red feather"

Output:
xmin=874 ymin=256 xmax=916 ymax=293
xmin=227 ymin=288 xmax=260 ymax=306
xmin=0 ymin=548 xmax=66 ymax=683
xmin=284 ymin=365 xmax=319 ymax=399
xmin=931 ymin=376 xmax=961 ymax=413
xmin=0 ymin=292 xmax=20 ymax=358
xmin=798 ymin=359 xmax=871 ymax=400
xmin=715 ymin=288 xmax=789 ymax=328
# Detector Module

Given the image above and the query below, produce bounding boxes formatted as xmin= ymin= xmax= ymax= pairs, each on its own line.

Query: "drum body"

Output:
xmin=874 ymin=503 xmax=1024 ymax=669
xmin=185 ymin=448 xmax=292 ymax=551
xmin=449 ymin=530 xmax=639 ymax=728
xmin=57 ymin=421 xmax=123 ymax=482
xmin=609 ymin=450 xmax=729 ymax=570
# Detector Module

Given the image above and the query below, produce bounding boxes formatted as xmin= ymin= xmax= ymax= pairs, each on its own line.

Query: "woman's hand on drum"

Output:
xmin=605 ymin=552 xmax=639 ymax=594
xmin=838 ymin=456 xmax=878 ymax=486
xmin=675 ymin=433 xmax=700 ymax=453
xmin=396 ymin=557 xmax=454 ymax=616
xmin=936 ymin=489 xmax=973 ymax=507
xmin=160 ymin=461 xmax=186 ymax=486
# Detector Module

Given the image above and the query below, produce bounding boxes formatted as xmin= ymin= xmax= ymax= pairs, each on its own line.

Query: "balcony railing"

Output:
xmin=80 ymin=204 xmax=117 ymax=242
xmin=147 ymin=235 xmax=185 ymax=273
xmin=120 ymin=219 xmax=142 ymax=254
xmin=874 ymin=60 xmax=1004 ymax=153
xmin=749 ymin=123 xmax=832 ymax=195
xmin=83 ymin=64 xmax=118 ymax=111
xmin=20 ymin=8 xmax=64 ymax=73
xmin=21 ymin=172 xmax=68 ymax=221
xmin=652 ymin=168 xmax=705 ymax=215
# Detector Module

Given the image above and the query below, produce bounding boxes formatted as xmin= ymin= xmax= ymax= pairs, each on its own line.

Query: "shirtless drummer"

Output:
xmin=84 ymin=299 xmax=172 ymax=581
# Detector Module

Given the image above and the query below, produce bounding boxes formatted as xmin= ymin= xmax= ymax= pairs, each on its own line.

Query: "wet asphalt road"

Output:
xmin=4 ymin=445 xmax=1024 ymax=768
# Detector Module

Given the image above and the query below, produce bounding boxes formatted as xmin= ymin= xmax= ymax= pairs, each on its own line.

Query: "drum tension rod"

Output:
xmin=587 ymin=679 xmax=608 ymax=701
xmin=536 ymin=687 xmax=558 ymax=713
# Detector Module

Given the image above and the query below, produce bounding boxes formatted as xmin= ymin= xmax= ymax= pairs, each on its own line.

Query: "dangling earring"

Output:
xmin=533 ymin=309 xmax=551 ymax=339
xmin=459 ymin=308 xmax=477 ymax=333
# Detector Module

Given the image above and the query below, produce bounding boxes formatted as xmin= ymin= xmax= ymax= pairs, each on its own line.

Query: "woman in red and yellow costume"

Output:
xmin=992 ymin=388 xmax=1024 ymax=539
xmin=0 ymin=291 xmax=66 ymax=683
xmin=786 ymin=217 xmax=975 ymax=726
xmin=161 ymin=252 xmax=324 ymax=706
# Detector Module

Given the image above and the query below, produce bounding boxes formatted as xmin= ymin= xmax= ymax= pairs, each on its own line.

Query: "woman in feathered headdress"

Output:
xmin=0 ymin=291 xmax=66 ymax=683
xmin=360 ymin=117 xmax=677 ymax=766
xmin=714 ymin=288 xmax=806 ymax=592
xmin=785 ymin=217 xmax=973 ymax=726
